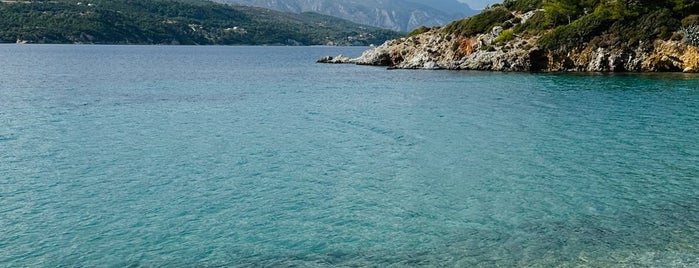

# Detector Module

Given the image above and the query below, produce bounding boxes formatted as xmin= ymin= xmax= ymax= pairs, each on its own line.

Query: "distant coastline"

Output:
xmin=0 ymin=0 xmax=402 ymax=46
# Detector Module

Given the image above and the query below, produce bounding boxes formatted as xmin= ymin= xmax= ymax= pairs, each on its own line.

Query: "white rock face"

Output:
xmin=319 ymin=27 xmax=699 ymax=72
xmin=491 ymin=26 xmax=503 ymax=36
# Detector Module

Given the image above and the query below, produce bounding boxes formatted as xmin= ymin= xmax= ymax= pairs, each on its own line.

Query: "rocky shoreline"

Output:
xmin=319 ymin=25 xmax=699 ymax=73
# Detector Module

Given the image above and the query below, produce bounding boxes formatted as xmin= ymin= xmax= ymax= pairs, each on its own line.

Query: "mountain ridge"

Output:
xmin=214 ymin=0 xmax=478 ymax=32
xmin=0 ymin=0 xmax=402 ymax=45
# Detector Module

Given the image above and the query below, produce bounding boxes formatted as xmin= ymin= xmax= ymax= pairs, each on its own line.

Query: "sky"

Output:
xmin=459 ymin=0 xmax=502 ymax=10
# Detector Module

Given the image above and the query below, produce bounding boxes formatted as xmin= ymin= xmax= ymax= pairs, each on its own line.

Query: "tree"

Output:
xmin=543 ymin=0 xmax=580 ymax=25
xmin=674 ymin=0 xmax=699 ymax=16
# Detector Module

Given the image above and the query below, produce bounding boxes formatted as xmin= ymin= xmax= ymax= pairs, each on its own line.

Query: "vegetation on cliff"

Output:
xmin=443 ymin=0 xmax=699 ymax=52
xmin=319 ymin=0 xmax=699 ymax=72
xmin=0 ymin=0 xmax=401 ymax=45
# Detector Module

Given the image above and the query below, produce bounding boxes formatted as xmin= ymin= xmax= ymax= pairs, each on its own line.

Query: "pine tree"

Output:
xmin=543 ymin=0 xmax=580 ymax=24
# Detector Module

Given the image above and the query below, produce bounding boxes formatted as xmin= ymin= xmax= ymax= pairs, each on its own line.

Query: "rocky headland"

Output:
xmin=319 ymin=2 xmax=699 ymax=73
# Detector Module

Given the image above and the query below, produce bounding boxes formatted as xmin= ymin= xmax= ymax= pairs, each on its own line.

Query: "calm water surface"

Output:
xmin=1 ymin=45 xmax=698 ymax=267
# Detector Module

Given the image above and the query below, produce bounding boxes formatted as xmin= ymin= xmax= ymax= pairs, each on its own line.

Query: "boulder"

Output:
xmin=316 ymin=54 xmax=353 ymax=64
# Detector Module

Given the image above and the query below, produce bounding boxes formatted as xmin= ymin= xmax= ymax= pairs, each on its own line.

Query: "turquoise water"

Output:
xmin=1 ymin=45 xmax=698 ymax=267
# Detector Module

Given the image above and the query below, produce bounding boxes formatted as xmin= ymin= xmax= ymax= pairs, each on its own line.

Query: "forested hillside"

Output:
xmin=444 ymin=0 xmax=699 ymax=51
xmin=0 ymin=0 xmax=401 ymax=45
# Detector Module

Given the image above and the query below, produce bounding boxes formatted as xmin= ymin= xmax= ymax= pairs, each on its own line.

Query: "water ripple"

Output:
xmin=0 ymin=46 xmax=697 ymax=267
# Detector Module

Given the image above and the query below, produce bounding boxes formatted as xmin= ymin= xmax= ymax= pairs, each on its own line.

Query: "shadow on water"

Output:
xmin=539 ymin=72 xmax=699 ymax=92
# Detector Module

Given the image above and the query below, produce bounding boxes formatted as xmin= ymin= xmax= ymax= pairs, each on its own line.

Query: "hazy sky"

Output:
xmin=459 ymin=0 xmax=502 ymax=10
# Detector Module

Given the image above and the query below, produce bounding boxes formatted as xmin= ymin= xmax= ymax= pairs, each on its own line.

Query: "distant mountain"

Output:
xmin=214 ymin=0 xmax=478 ymax=32
xmin=0 ymin=0 xmax=401 ymax=45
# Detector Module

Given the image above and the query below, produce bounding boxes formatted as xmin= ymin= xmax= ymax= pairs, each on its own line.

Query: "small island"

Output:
xmin=320 ymin=0 xmax=699 ymax=72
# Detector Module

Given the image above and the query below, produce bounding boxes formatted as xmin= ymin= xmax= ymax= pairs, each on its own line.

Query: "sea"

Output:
xmin=1 ymin=45 xmax=698 ymax=267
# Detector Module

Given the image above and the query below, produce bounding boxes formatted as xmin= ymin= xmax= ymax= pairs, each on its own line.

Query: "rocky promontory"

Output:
xmin=319 ymin=2 xmax=699 ymax=73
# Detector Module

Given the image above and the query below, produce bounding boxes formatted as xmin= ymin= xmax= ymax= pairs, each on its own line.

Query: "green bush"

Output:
xmin=495 ymin=29 xmax=515 ymax=43
xmin=513 ymin=11 xmax=552 ymax=35
xmin=682 ymin=15 xmax=699 ymax=27
xmin=674 ymin=0 xmax=699 ymax=15
xmin=407 ymin=26 xmax=430 ymax=37
xmin=503 ymin=0 xmax=543 ymax=12
xmin=538 ymin=13 xmax=609 ymax=50
xmin=637 ymin=9 xmax=680 ymax=40
xmin=603 ymin=8 xmax=679 ymax=47
xmin=443 ymin=7 xmax=513 ymax=36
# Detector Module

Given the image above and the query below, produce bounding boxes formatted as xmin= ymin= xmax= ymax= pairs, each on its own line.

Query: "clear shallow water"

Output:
xmin=1 ymin=45 xmax=698 ymax=267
